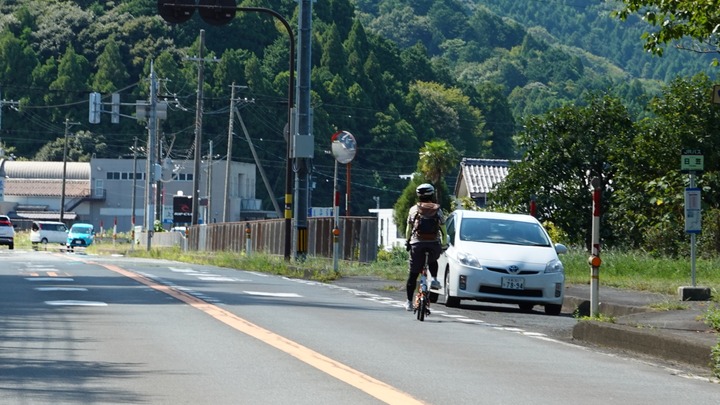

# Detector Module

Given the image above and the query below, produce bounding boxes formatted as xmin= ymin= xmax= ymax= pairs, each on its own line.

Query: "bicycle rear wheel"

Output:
xmin=417 ymin=295 xmax=426 ymax=321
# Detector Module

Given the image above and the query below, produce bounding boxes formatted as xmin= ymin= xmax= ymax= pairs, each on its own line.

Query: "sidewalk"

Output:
xmin=564 ymin=284 xmax=718 ymax=373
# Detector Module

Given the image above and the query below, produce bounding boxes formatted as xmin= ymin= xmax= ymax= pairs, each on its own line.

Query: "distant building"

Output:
xmin=368 ymin=208 xmax=405 ymax=251
xmin=454 ymin=158 xmax=515 ymax=207
xmin=0 ymin=158 xmax=270 ymax=231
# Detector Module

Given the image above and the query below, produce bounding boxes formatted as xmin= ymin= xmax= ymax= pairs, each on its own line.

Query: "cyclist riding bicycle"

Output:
xmin=404 ymin=183 xmax=448 ymax=311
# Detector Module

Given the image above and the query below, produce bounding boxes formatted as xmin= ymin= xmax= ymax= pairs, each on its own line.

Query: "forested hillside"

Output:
xmin=479 ymin=0 xmax=717 ymax=81
xmin=0 ymin=0 xmax=713 ymax=217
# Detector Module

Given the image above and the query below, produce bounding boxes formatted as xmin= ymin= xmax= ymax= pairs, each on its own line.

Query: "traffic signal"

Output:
xmin=199 ymin=0 xmax=235 ymax=25
xmin=157 ymin=0 xmax=236 ymax=26
xmin=157 ymin=0 xmax=194 ymax=24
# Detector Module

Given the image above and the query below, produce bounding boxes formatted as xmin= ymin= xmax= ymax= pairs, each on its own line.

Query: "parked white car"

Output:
xmin=0 ymin=215 xmax=14 ymax=250
xmin=30 ymin=221 xmax=68 ymax=247
xmin=437 ymin=210 xmax=567 ymax=315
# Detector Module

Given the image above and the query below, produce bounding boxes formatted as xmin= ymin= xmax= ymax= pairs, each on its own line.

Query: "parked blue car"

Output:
xmin=67 ymin=223 xmax=94 ymax=251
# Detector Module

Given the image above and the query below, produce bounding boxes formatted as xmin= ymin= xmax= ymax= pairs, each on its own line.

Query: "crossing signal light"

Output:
xmin=199 ymin=0 xmax=236 ymax=26
xmin=158 ymin=0 xmax=236 ymax=26
xmin=157 ymin=0 xmax=195 ymax=24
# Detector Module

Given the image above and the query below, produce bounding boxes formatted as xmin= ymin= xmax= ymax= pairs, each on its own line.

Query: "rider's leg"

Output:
xmin=428 ymin=244 xmax=442 ymax=289
xmin=406 ymin=243 xmax=424 ymax=301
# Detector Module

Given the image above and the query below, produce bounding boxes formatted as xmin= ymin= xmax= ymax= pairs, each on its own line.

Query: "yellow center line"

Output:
xmin=91 ymin=261 xmax=427 ymax=405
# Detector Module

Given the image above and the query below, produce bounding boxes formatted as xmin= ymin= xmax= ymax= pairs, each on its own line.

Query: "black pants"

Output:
xmin=406 ymin=242 xmax=441 ymax=301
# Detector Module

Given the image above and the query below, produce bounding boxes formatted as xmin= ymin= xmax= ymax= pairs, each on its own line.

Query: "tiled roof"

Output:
xmin=456 ymin=158 xmax=515 ymax=198
xmin=4 ymin=179 xmax=90 ymax=197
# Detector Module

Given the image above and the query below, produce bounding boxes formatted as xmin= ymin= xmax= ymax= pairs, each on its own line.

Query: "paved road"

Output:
xmin=0 ymin=249 xmax=718 ymax=404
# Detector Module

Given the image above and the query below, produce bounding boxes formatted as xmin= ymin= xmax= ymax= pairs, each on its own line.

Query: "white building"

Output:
xmin=0 ymin=158 xmax=271 ymax=231
xmin=368 ymin=208 xmax=405 ymax=250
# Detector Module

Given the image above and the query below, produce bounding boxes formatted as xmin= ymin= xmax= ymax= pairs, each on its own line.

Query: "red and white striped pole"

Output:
xmin=529 ymin=195 xmax=536 ymax=217
xmin=589 ymin=177 xmax=603 ymax=317
xmin=131 ymin=212 xmax=135 ymax=251
xmin=113 ymin=216 xmax=117 ymax=245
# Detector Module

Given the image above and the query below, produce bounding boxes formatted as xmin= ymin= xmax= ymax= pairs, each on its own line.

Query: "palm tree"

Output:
xmin=417 ymin=139 xmax=459 ymax=204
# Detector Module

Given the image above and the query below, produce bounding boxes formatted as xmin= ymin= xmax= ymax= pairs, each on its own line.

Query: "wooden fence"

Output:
xmin=184 ymin=217 xmax=378 ymax=262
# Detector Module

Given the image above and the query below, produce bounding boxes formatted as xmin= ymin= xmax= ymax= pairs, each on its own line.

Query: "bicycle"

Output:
xmin=413 ymin=256 xmax=431 ymax=321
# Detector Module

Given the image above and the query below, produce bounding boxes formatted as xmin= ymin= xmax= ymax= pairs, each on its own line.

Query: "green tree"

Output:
xmin=33 ymin=130 xmax=107 ymax=162
xmin=320 ymin=24 xmax=346 ymax=75
xmin=417 ymin=139 xmax=459 ymax=204
xmin=392 ymin=140 xmax=457 ymax=229
xmin=405 ymin=81 xmax=489 ymax=157
xmin=611 ymin=74 xmax=720 ymax=255
xmin=491 ymin=95 xmax=636 ymax=247
xmin=614 ymin=0 xmax=720 ymax=57
xmin=92 ymin=38 xmax=129 ymax=93
xmin=0 ymin=32 xmax=38 ymax=92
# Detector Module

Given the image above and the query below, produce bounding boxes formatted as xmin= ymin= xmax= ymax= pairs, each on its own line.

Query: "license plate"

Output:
xmin=501 ymin=277 xmax=524 ymax=290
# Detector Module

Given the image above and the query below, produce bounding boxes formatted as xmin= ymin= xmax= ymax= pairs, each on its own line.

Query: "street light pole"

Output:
xmin=157 ymin=3 xmax=295 ymax=259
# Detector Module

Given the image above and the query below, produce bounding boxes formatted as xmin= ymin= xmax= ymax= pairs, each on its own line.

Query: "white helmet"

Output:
xmin=416 ymin=183 xmax=435 ymax=198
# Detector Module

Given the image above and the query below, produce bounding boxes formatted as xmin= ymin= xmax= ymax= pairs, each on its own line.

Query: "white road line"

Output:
xmin=25 ymin=277 xmax=74 ymax=282
xmin=35 ymin=287 xmax=88 ymax=291
xmin=244 ymin=291 xmax=302 ymax=298
xmin=198 ymin=276 xmax=238 ymax=282
xmin=45 ymin=300 xmax=107 ymax=306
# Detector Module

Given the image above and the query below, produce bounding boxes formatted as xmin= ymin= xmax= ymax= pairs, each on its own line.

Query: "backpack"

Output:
xmin=413 ymin=202 xmax=441 ymax=240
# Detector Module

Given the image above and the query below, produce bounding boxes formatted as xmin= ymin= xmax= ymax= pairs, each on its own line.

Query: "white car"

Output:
xmin=437 ymin=210 xmax=568 ymax=315
xmin=0 ymin=215 xmax=14 ymax=250
xmin=30 ymin=221 xmax=69 ymax=246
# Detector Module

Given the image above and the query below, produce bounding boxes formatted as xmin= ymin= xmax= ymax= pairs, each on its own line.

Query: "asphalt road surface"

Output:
xmin=0 ymin=248 xmax=717 ymax=404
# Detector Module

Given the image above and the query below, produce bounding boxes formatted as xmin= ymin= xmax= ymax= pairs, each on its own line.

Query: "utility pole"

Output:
xmin=145 ymin=62 xmax=159 ymax=250
xmin=60 ymin=119 xmax=79 ymax=223
xmin=206 ymin=140 xmax=213 ymax=223
xmin=191 ymin=29 xmax=206 ymax=226
xmin=294 ymin=0 xmax=314 ymax=259
xmin=131 ymin=137 xmax=138 ymax=251
xmin=223 ymin=83 xmax=238 ymax=222
xmin=0 ymin=88 xmax=19 ymax=131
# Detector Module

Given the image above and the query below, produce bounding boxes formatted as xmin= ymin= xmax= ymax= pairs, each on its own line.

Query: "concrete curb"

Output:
xmin=572 ymin=321 xmax=714 ymax=370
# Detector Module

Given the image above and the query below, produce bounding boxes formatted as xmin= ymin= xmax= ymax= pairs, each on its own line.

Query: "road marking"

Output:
xmin=25 ymin=277 xmax=74 ymax=282
xmin=243 ymin=291 xmax=302 ymax=298
xmin=35 ymin=287 xmax=88 ymax=292
xmin=45 ymin=300 xmax=107 ymax=306
xmin=93 ymin=261 xmax=427 ymax=405
xmin=198 ymin=276 xmax=237 ymax=282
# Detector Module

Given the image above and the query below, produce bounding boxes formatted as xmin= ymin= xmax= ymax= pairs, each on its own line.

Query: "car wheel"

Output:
xmin=9 ymin=243 xmax=13 ymax=250
xmin=41 ymin=238 xmax=48 ymax=250
xmin=443 ymin=271 xmax=461 ymax=308
xmin=544 ymin=304 xmax=562 ymax=316
xmin=518 ymin=303 xmax=534 ymax=312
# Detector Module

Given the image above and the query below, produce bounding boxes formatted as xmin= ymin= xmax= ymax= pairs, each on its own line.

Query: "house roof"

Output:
xmin=2 ymin=161 xmax=91 ymax=197
xmin=455 ymin=158 xmax=515 ymax=199
xmin=4 ymin=161 xmax=90 ymax=179
xmin=4 ymin=179 xmax=90 ymax=198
